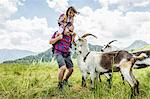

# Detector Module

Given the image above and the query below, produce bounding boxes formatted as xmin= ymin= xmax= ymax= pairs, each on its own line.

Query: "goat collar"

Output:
xmin=83 ymin=51 xmax=91 ymax=62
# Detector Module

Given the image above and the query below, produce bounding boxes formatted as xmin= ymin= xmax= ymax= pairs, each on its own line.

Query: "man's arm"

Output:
xmin=71 ymin=33 xmax=76 ymax=46
xmin=49 ymin=33 xmax=63 ymax=44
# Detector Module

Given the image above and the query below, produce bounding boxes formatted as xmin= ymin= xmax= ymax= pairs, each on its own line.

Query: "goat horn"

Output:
xmin=108 ymin=40 xmax=117 ymax=45
xmin=81 ymin=33 xmax=97 ymax=39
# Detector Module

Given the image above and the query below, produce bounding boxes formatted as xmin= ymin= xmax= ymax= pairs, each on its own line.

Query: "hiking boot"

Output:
xmin=58 ymin=82 xmax=63 ymax=89
xmin=63 ymin=79 xmax=72 ymax=87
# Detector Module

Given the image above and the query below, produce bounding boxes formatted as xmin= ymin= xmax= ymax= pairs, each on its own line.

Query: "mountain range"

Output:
xmin=0 ymin=49 xmax=35 ymax=63
xmin=2 ymin=40 xmax=150 ymax=64
xmin=2 ymin=44 xmax=103 ymax=64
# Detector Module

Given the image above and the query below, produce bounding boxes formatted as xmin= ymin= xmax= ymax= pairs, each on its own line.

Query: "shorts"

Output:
xmin=55 ymin=52 xmax=73 ymax=69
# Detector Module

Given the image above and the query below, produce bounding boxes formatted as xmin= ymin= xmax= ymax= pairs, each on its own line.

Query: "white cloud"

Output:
xmin=0 ymin=16 xmax=55 ymax=52
xmin=0 ymin=0 xmax=26 ymax=20
xmin=0 ymin=0 xmax=59 ymax=53
xmin=98 ymin=0 xmax=150 ymax=12
xmin=99 ymin=0 xmax=109 ymax=10
xmin=46 ymin=0 xmax=69 ymax=13
xmin=74 ymin=7 xmax=150 ymax=48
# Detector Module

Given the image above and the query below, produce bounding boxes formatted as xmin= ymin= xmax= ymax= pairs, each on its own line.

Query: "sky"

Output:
xmin=0 ymin=0 xmax=150 ymax=53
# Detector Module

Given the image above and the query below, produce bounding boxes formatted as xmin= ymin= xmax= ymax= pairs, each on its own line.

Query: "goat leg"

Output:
xmin=120 ymin=71 xmax=125 ymax=85
xmin=81 ymin=72 xmax=87 ymax=87
xmin=82 ymin=76 xmax=86 ymax=87
xmin=90 ymin=72 xmax=96 ymax=89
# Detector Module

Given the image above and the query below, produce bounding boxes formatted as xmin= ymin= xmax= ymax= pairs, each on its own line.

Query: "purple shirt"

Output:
xmin=52 ymin=32 xmax=72 ymax=53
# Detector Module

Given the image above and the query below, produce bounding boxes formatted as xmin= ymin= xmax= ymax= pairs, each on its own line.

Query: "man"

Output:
xmin=49 ymin=23 xmax=75 ymax=89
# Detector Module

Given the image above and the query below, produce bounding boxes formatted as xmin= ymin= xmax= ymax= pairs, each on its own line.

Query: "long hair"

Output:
xmin=66 ymin=6 xmax=78 ymax=17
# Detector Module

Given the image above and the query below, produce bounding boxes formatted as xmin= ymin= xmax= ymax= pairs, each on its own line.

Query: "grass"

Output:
xmin=0 ymin=61 xmax=150 ymax=99
xmin=131 ymin=44 xmax=150 ymax=52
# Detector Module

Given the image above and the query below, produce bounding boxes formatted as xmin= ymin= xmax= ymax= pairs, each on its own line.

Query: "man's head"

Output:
xmin=64 ymin=23 xmax=74 ymax=35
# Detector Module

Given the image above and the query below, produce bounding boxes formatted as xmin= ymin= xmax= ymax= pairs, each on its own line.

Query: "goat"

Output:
xmin=99 ymin=40 xmax=150 ymax=86
xmin=75 ymin=33 xmax=147 ymax=96
xmin=100 ymin=40 xmax=120 ymax=83
xmin=102 ymin=41 xmax=150 ymax=69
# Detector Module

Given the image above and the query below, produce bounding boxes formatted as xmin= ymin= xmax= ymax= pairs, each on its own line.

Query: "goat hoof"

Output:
xmin=90 ymin=87 xmax=95 ymax=90
xmin=122 ymin=81 xmax=125 ymax=85
xmin=81 ymin=85 xmax=86 ymax=88
xmin=109 ymin=85 xmax=112 ymax=89
xmin=81 ymin=84 xmax=86 ymax=87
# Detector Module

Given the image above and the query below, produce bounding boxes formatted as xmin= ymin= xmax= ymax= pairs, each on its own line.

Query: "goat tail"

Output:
xmin=133 ymin=53 xmax=149 ymax=69
xmin=128 ymin=53 xmax=148 ymax=66
xmin=134 ymin=53 xmax=148 ymax=61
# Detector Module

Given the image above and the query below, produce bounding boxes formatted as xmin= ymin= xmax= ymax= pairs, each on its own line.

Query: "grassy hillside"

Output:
xmin=131 ymin=44 xmax=150 ymax=52
xmin=141 ymin=44 xmax=150 ymax=50
xmin=0 ymin=61 xmax=150 ymax=99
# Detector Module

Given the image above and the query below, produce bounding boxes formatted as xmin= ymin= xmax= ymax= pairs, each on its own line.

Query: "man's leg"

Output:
xmin=63 ymin=54 xmax=74 ymax=86
xmin=55 ymin=53 xmax=66 ymax=89
xmin=64 ymin=67 xmax=73 ymax=81
xmin=58 ymin=65 xmax=66 ymax=82
xmin=57 ymin=65 xmax=66 ymax=89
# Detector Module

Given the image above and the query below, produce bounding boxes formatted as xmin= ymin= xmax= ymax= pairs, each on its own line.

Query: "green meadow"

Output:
xmin=0 ymin=60 xmax=150 ymax=99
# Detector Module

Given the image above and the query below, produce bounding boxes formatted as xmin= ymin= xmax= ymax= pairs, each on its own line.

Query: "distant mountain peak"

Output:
xmin=133 ymin=40 xmax=148 ymax=43
xmin=125 ymin=40 xmax=148 ymax=51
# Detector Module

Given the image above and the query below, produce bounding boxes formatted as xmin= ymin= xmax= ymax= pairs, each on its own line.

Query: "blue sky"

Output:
xmin=0 ymin=0 xmax=150 ymax=52
xmin=11 ymin=0 xmax=57 ymax=27
xmin=11 ymin=0 xmax=101 ymax=27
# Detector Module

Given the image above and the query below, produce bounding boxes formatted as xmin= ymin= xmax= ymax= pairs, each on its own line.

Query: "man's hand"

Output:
xmin=49 ymin=32 xmax=63 ymax=44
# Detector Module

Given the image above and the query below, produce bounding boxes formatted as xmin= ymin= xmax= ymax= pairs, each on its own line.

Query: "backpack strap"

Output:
xmin=52 ymin=31 xmax=58 ymax=54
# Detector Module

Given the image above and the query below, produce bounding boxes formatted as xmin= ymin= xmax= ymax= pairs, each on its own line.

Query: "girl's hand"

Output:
xmin=55 ymin=32 xmax=61 ymax=37
xmin=57 ymin=34 xmax=63 ymax=40
xmin=72 ymin=32 xmax=76 ymax=36
xmin=72 ymin=33 xmax=76 ymax=42
xmin=55 ymin=32 xmax=63 ymax=40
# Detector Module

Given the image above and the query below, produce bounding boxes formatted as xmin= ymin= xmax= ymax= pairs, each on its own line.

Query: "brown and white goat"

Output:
xmin=75 ymin=33 xmax=146 ymax=95
xmin=101 ymin=40 xmax=150 ymax=69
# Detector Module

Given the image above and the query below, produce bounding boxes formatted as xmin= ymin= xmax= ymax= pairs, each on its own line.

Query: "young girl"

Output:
xmin=57 ymin=6 xmax=78 ymax=35
xmin=56 ymin=6 xmax=78 ymax=43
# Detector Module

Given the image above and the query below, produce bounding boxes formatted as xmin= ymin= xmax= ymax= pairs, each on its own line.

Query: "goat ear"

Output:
xmin=78 ymin=38 xmax=84 ymax=42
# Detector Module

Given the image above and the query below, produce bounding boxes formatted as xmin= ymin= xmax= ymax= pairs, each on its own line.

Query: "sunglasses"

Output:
xmin=68 ymin=29 xmax=73 ymax=32
xmin=67 ymin=27 xmax=73 ymax=33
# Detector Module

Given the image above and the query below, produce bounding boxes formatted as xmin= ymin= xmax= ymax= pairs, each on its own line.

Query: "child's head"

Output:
xmin=66 ymin=6 xmax=78 ymax=17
